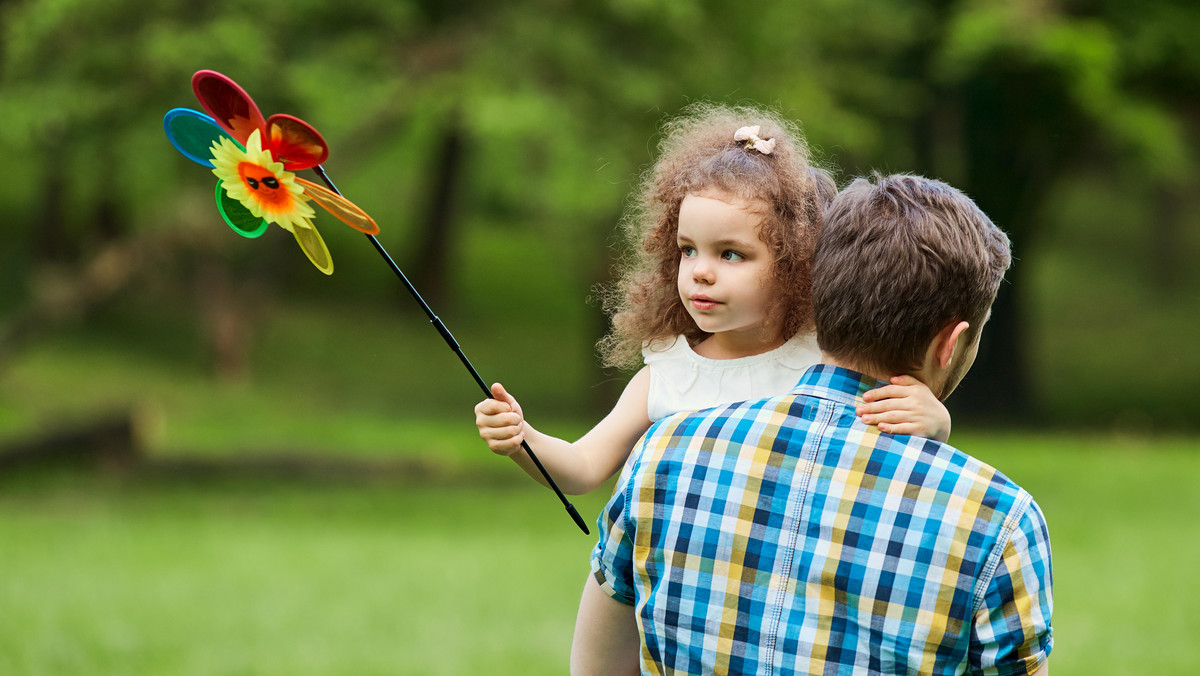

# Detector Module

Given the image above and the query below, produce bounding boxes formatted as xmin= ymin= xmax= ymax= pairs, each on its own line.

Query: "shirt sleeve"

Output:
xmin=589 ymin=454 xmax=638 ymax=606
xmin=969 ymin=496 xmax=1054 ymax=675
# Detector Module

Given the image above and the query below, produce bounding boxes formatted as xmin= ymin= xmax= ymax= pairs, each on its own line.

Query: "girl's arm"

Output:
xmin=856 ymin=375 xmax=952 ymax=442
xmin=474 ymin=368 xmax=653 ymax=495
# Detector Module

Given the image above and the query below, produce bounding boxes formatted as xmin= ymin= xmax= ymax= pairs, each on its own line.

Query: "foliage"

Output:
xmin=0 ymin=0 xmax=1197 ymax=426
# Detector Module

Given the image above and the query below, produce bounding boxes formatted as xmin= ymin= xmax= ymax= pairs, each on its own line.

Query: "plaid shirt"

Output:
xmin=592 ymin=365 xmax=1053 ymax=675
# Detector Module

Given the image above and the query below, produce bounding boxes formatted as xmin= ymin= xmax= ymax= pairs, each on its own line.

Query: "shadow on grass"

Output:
xmin=0 ymin=409 xmax=526 ymax=490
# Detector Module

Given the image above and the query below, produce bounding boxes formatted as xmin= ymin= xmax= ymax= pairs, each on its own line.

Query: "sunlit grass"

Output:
xmin=0 ymin=473 xmax=611 ymax=675
xmin=955 ymin=433 xmax=1200 ymax=676
xmin=0 ymin=434 xmax=1197 ymax=675
xmin=2 ymin=298 xmax=1198 ymax=674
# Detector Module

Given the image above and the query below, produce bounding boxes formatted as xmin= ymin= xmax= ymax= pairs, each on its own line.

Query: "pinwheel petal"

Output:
xmin=292 ymin=222 xmax=334 ymax=275
xmin=164 ymin=109 xmax=238 ymax=167
xmin=295 ymin=178 xmax=380 ymax=235
xmin=266 ymin=114 xmax=329 ymax=171
xmin=215 ymin=182 xmax=270 ymax=239
xmin=192 ymin=70 xmax=267 ymax=145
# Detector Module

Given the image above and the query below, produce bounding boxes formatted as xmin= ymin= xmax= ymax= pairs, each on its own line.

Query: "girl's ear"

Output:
xmin=934 ymin=321 xmax=971 ymax=368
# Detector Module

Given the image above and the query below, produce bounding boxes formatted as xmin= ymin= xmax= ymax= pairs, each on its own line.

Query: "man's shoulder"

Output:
xmin=874 ymin=431 xmax=1038 ymax=527
xmin=644 ymin=392 xmax=1037 ymax=517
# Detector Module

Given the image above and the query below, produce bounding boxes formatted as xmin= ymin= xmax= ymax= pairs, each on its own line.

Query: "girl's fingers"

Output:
xmin=478 ymin=412 xmax=521 ymax=430
xmin=478 ymin=417 xmax=518 ymax=435
xmin=489 ymin=382 xmax=523 ymax=416
xmin=877 ymin=422 xmax=920 ymax=436
xmin=475 ymin=399 xmax=512 ymax=416
xmin=857 ymin=397 xmax=910 ymax=415
xmin=478 ymin=383 xmax=526 ymax=456
xmin=481 ymin=424 xmax=524 ymax=442
xmin=862 ymin=384 xmax=917 ymax=402
xmin=486 ymin=433 xmax=524 ymax=455
xmin=490 ymin=382 xmax=518 ymax=407
xmin=861 ymin=410 xmax=921 ymax=426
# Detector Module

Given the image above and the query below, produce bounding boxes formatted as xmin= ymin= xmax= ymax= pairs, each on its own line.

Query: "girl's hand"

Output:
xmin=857 ymin=375 xmax=951 ymax=443
xmin=475 ymin=382 xmax=527 ymax=456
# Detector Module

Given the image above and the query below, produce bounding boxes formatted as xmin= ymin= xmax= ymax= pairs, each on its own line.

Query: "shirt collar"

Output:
xmin=791 ymin=364 xmax=890 ymax=407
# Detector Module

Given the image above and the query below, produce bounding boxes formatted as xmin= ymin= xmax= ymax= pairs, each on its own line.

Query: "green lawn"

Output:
xmin=0 ymin=471 xmax=612 ymax=675
xmin=1 ymin=301 xmax=1197 ymax=673
xmin=0 ymin=434 xmax=1196 ymax=675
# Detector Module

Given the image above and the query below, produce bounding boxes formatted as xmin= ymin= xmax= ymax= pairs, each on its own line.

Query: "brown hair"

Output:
xmin=597 ymin=103 xmax=825 ymax=371
xmin=812 ymin=174 xmax=1012 ymax=374
xmin=810 ymin=166 xmax=838 ymax=210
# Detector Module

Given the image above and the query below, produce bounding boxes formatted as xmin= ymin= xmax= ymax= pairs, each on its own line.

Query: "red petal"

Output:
xmin=265 ymin=114 xmax=329 ymax=171
xmin=192 ymin=70 xmax=266 ymax=145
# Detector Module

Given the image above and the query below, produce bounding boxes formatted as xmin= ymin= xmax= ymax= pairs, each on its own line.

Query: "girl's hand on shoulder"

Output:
xmin=475 ymin=382 xmax=527 ymax=456
xmin=857 ymin=375 xmax=951 ymax=443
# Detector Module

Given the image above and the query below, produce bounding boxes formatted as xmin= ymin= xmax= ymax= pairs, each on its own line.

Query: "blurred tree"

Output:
xmin=915 ymin=0 xmax=1196 ymax=420
xmin=0 ymin=0 xmax=1195 ymax=422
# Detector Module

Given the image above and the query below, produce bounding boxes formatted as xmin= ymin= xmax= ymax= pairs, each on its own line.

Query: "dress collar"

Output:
xmin=791 ymin=364 xmax=890 ymax=407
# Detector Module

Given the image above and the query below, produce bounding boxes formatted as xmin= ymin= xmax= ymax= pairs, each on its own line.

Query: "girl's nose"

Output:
xmin=692 ymin=257 xmax=715 ymax=284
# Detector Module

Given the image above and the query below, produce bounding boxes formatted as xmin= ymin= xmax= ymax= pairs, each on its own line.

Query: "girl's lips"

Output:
xmin=690 ymin=296 xmax=720 ymax=311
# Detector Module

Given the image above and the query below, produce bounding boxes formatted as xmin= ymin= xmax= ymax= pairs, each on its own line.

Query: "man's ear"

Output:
xmin=934 ymin=321 xmax=971 ymax=368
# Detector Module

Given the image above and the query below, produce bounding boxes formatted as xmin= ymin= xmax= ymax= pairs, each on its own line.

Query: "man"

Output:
xmin=572 ymin=174 xmax=1052 ymax=675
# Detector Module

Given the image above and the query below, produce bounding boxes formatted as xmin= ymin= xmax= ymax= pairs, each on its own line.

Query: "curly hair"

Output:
xmin=597 ymin=103 xmax=827 ymax=371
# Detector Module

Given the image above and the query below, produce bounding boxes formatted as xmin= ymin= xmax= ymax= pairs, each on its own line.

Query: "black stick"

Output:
xmin=310 ymin=165 xmax=590 ymax=535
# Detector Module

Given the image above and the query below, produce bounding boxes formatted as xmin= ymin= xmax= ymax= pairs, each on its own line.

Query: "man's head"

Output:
xmin=812 ymin=174 xmax=1011 ymax=399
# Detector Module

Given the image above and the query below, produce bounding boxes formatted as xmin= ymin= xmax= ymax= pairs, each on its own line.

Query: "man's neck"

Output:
xmin=819 ymin=353 xmax=935 ymax=395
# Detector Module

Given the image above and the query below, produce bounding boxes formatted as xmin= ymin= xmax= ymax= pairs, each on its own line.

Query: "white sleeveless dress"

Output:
xmin=642 ymin=333 xmax=822 ymax=422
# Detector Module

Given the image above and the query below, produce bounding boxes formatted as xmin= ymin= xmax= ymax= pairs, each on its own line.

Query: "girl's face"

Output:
xmin=676 ymin=190 xmax=780 ymax=350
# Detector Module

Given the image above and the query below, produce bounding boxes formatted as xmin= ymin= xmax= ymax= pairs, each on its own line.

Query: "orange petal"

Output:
xmin=295 ymin=177 xmax=380 ymax=235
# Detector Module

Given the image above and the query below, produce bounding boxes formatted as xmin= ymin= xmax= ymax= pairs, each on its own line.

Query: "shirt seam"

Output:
xmin=760 ymin=398 xmax=833 ymax=675
xmin=971 ymin=490 xmax=1034 ymax=616
xmin=622 ymin=443 xmax=639 ymax=579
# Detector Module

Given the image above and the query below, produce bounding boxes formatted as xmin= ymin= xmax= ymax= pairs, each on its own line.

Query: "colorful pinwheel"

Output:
xmin=160 ymin=69 xmax=590 ymax=535
xmin=163 ymin=70 xmax=378 ymax=274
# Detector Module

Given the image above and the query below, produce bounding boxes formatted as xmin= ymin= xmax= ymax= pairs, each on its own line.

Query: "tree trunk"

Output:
xmin=1150 ymin=185 xmax=1182 ymax=294
xmin=942 ymin=67 xmax=1084 ymax=424
xmin=92 ymin=165 xmax=124 ymax=244
xmin=33 ymin=151 xmax=75 ymax=263
xmin=410 ymin=114 xmax=465 ymax=308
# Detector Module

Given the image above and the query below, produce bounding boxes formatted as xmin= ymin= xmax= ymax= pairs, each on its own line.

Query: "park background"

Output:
xmin=1 ymin=0 xmax=1197 ymax=673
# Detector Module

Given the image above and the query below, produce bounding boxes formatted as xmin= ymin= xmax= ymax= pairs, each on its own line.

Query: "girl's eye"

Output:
xmin=722 ymin=250 xmax=745 ymax=262
xmin=680 ymin=246 xmax=696 ymax=257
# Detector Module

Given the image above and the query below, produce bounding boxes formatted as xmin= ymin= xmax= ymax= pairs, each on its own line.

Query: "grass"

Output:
xmin=0 ymin=434 xmax=1197 ymax=675
xmin=0 ymin=471 xmax=614 ymax=675
xmin=0 ymin=300 xmax=599 ymax=462
xmin=965 ymin=434 xmax=1200 ymax=676
xmin=1 ymin=274 xmax=1197 ymax=673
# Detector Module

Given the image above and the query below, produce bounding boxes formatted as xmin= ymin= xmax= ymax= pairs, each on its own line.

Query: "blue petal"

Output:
xmin=164 ymin=108 xmax=241 ymax=167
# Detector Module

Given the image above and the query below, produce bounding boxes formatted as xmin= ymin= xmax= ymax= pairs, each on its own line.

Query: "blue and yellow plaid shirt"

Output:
xmin=592 ymin=365 xmax=1053 ymax=675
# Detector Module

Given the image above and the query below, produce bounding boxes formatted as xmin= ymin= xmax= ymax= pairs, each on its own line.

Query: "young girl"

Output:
xmin=475 ymin=104 xmax=950 ymax=495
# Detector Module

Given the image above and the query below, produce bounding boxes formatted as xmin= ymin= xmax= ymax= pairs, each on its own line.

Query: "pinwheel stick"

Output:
xmin=310 ymin=165 xmax=590 ymax=535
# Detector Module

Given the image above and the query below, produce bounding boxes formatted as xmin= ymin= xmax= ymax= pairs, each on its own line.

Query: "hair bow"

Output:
xmin=733 ymin=125 xmax=776 ymax=155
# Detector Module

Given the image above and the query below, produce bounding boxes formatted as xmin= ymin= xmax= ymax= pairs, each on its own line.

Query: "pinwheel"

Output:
xmin=163 ymin=70 xmax=378 ymax=274
xmin=162 ymin=70 xmax=589 ymax=534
